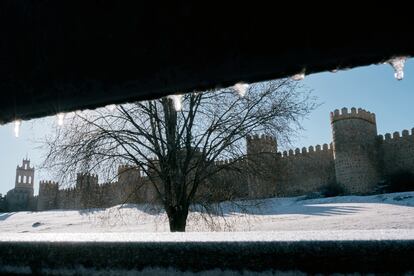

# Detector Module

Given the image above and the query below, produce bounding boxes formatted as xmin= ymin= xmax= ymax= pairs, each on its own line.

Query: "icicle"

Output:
xmin=291 ymin=69 xmax=306 ymax=81
xmin=233 ymin=82 xmax=249 ymax=97
xmin=57 ymin=113 xmax=65 ymax=126
xmin=167 ymin=94 xmax=183 ymax=111
xmin=387 ymin=56 xmax=407 ymax=80
xmin=106 ymin=104 xmax=117 ymax=111
xmin=14 ymin=120 xmax=21 ymax=138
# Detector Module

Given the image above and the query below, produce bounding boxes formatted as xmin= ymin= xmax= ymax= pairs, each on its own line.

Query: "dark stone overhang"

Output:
xmin=0 ymin=2 xmax=413 ymax=124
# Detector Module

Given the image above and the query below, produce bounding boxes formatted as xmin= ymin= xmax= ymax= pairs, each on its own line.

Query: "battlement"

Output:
xmin=76 ymin=172 xmax=98 ymax=179
xmin=378 ymin=128 xmax=414 ymax=142
xmin=246 ymin=134 xmax=276 ymax=142
xmin=281 ymin=143 xmax=333 ymax=158
xmin=246 ymin=134 xmax=277 ymax=155
xmin=118 ymin=164 xmax=134 ymax=170
xmin=39 ymin=180 xmax=58 ymax=191
xmin=330 ymin=107 xmax=376 ymax=125
xmin=214 ymin=158 xmax=244 ymax=166
xmin=118 ymin=164 xmax=139 ymax=172
xmin=39 ymin=180 xmax=58 ymax=186
xmin=118 ymin=164 xmax=141 ymax=183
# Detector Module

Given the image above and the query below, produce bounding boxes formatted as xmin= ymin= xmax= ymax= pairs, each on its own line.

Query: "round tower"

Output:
xmin=331 ymin=107 xmax=380 ymax=194
xmin=15 ymin=159 xmax=34 ymax=194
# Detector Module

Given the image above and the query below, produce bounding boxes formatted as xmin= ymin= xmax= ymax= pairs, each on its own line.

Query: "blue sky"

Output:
xmin=0 ymin=59 xmax=413 ymax=195
xmin=297 ymin=59 xmax=414 ymax=149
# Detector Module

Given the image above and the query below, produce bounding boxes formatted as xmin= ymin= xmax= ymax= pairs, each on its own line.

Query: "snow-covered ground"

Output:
xmin=0 ymin=192 xmax=413 ymax=240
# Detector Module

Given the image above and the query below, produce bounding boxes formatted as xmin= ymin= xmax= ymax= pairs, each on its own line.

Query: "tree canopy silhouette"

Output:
xmin=43 ymin=79 xmax=316 ymax=231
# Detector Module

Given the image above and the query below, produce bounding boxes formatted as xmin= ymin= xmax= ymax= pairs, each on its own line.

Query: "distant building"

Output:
xmin=6 ymin=159 xmax=36 ymax=211
xmin=247 ymin=107 xmax=414 ymax=197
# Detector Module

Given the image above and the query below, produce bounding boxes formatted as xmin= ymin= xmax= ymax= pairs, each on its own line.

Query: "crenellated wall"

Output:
xmin=33 ymin=107 xmax=414 ymax=211
xmin=243 ymin=107 xmax=413 ymax=197
xmin=379 ymin=128 xmax=414 ymax=177
xmin=275 ymin=143 xmax=335 ymax=196
xmin=246 ymin=134 xmax=277 ymax=155
xmin=200 ymin=158 xmax=249 ymax=202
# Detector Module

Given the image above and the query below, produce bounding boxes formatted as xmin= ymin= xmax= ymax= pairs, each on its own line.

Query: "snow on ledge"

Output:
xmin=1 ymin=229 xmax=413 ymax=243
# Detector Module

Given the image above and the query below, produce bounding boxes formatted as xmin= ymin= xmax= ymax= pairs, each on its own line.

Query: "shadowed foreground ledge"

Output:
xmin=0 ymin=231 xmax=413 ymax=274
xmin=1 ymin=1 xmax=414 ymax=124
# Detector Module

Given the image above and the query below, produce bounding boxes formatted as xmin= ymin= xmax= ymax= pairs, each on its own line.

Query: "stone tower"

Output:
xmin=246 ymin=134 xmax=277 ymax=198
xmin=331 ymin=107 xmax=380 ymax=193
xmin=246 ymin=134 xmax=277 ymax=156
xmin=38 ymin=181 xmax=59 ymax=211
xmin=76 ymin=173 xmax=99 ymax=208
xmin=118 ymin=165 xmax=141 ymax=185
xmin=76 ymin=173 xmax=99 ymax=189
xmin=15 ymin=159 xmax=34 ymax=195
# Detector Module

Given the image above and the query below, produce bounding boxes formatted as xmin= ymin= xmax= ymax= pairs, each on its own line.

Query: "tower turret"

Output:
xmin=331 ymin=107 xmax=380 ymax=193
xmin=38 ymin=180 xmax=59 ymax=211
xmin=246 ymin=134 xmax=277 ymax=156
xmin=6 ymin=158 xmax=35 ymax=211
xmin=246 ymin=134 xmax=277 ymax=198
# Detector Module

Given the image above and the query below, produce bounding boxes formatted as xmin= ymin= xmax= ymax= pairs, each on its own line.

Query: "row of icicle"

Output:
xmin=12 ymin=56 xmax=408 ymax=138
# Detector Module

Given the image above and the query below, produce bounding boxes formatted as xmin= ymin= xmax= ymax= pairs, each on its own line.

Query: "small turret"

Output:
xmin=330 ymin=107 xmax=376 ymax=125
xmin=76 ymin=173 xmax=99 ymax=189
xmin=118 ymin=164 xmax=141 ymax=184
xmin=39 ymin=180 xmax=59 ymax=194
xmin=15 ymin=159 xmax=35 ymax=194
xmin=37 ymin=180 xmax=59 ymax=211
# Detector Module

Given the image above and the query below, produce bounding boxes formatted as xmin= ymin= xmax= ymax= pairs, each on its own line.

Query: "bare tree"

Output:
xmin=42 ymin=79 xmax=316 ymax=232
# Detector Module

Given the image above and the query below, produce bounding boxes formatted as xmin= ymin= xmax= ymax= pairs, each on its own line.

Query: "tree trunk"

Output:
xmin=167 ymin=205 xmax=189 ymax=232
